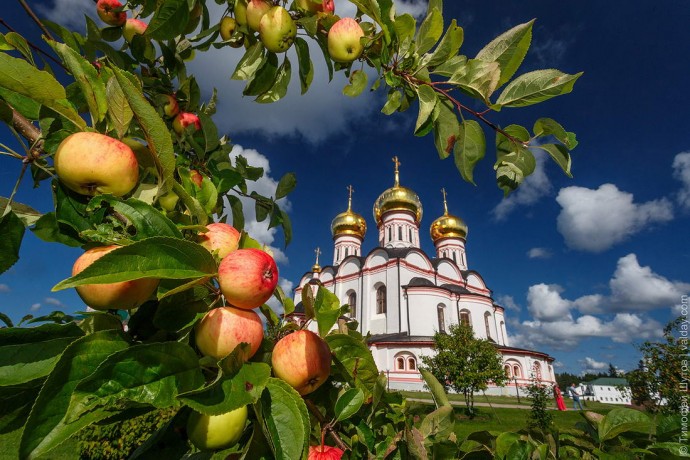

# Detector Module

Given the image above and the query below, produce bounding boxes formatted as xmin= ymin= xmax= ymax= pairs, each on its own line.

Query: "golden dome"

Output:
xmin=430 ymin=188 xmax=468 ymax=242
xmin=331 ymin=186 xmax=367 ymax=239
xmin=373 ymin=156 xmax=422 ymax=225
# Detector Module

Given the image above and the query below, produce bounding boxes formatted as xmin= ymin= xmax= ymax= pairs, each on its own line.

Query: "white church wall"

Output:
xmin=405 ymin=289 xmax=453 ymax=336
xmin=436 ymin=260 xmax=462 ymax=282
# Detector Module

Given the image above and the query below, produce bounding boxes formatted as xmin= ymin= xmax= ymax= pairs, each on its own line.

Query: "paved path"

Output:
xmin=406 ymin=397 xmax=577 ymax=411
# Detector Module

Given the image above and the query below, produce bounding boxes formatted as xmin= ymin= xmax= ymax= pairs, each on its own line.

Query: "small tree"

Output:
xmin=525 ymin=380 xmax=554 ymax=432
xmin=626 ymin=316 xmax=688 ymax=415
xmin=421 ymin=323 xmax=508 ymax=414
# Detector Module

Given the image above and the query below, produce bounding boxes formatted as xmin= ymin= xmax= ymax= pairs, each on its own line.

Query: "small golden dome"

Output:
xmin=430 ymin=188 xmax=468 ymax=242
xmin=373 ymin=156 xmax=423 ymax=225
xmin=331 ymin=186 xmax=366 ymax=239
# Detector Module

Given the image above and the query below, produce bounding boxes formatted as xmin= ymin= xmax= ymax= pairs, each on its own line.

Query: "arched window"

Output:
xmin=409 ymin=228 xmax=413 ymax=242
xmin=408 ymin=358 xmax=416 ymax=370
xmin=376 ymin=285 xmax=387 ymax=314
xmin=396 ymin=357 xmax=405 ymax=370
xmin=459 ymin=310 xmax=471 ymax=327
xmin=484 ymin=312 xmax=492 ymax=339
xmin=437 ymin=304 xmax=446 ymax=333
xmin=532 ymin=362 xmax=542 ymax=380
xmin=398 ymin=226 xmax=402 ymax=240
xmin=513 ymin=365 xmax=521 ymax=378
xmin=504 ymin=364 xmax=512 ymax=377
xmin=388 ymin=227 xmax=392 ymax=241
xmin=348 ymin=292 xmax=357 ymax=317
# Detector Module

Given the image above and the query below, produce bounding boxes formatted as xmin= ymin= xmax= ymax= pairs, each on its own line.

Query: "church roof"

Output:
xmin=406 ymin=277 xmax=435 ymax=287
xmin=496 ymin=344 xmax=555 ymax=361
xmin=585 ymin=377 xmax=629 ymax=387
xmin=368 ymin=332 xmax=435 ymax=344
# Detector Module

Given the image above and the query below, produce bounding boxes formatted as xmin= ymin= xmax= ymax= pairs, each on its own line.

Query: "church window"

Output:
xmin=513 ymin=365 xmax=521 ymax=378
xmin=459 ymin=310 xmax=471 ymax=328
xmin=348 ymin=292 xmax=356 ymax=317
xmin=484 ymin=312 xmax=492 ymax=339
xmin=532 ymin=362 xmax=542 ymax=380
xmin=504 ymin=365 xmax=512 ymax=377
xmin=409 ymin=228 xmax=413 ymax=241
xmin=408 ymin=358 xmax=416 ymax=370
xmin=396 ymin=357 xmax=405 ymax=370
xmin=398 ymin=226 xmax=402 ymax=240
xmin=437 ymin=304 xmax=446 ymax=333
xmin=376 ymin=285 xmax=387 ymax=314
xmin=452 ymin=252 xmax=457 ymax=263
xmin=388 ymin=227 xmax=392 ymax=241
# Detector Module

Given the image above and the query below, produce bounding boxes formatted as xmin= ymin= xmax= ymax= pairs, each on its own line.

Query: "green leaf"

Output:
xmin=432 ymin=96 xmax=459 ymax=159
xmin=244 ymin=52 xmax=279 ymax=97
xmin=453 ymin=119 xmax=486 ymax=184
xmin=275 ymin=172 xmax=297 ymax=200
xmin=19 ymin=330 xmax=128 ymax=460
xmin=146 ymin=0 xmax=189 ymax=40
xmin=476 ymin=20 xmax=534 ymax=88
xmin=419 ymin=368 xmax=451 ymax=408
xmin=5 ymin=32 xmax=35 ymax=65
xmin=0 ymin=336 xmax=79 ymax=386
xmin=598 ymin=408 xmax=651 ymax=442
xmin=179 ymin=345 xmax=270 ymax=415
xmin=227 ymin=195 xmax=244 ymax=232
xmin=495 ymin=69 xmax=583 ymax=108
xmin=533 ymin=117 xmax=577 ymax=149
xmin=68 ymin=341 xmax=204 ymax=419
xmin=294 ymin=37 xmax=313 ymax=95
xmin=335 ymin=388 xmax=365 ymax=422
xmin=0 ymin=377 xmax=43 ymax=434
xmin=105 ymin=77 xmax=133 ymax=139
xmin=381 ymin=89 xmax=402 ymax=115
xmin=536 ymin=143 xmax=572 ymax=177
xmin=495 ymin=432 xmax=521 ymax=458
xmin=31 ymin=212 xmax=82 ymax=247
xmin=449 ymin=58 xmax=500 ymax=103
xmin=406 ymin=427 xmax=428 ymax=460
xmin=414 ymin=84 xmax=437 ymax=136
xmin=314 ymin=286 xmax=342 ymax=337
xmin=393 ymin=14 xmax=416 ymax=56
xmin=52 ymin=42 xmax=108 ymax=123
xmin=0 ymin=211 xmax=24 ymax=274
xmin=256 ymin=57 xmax=291 ymax=103
xmin=415 ymin=7 xmax=443 ymax=55
xmin=87 ymin=196 xmax=183 ymax=240
xmin=326 ymin=334 xmax=379 ymax=396
xmin=232 ymin=42 xmax=266 ymax=81
xmin=260 ymin=378 xmax=310 ymax=460
xmin=0 ymin=52 xmax=66 ymax=102
xmin=425 ymin=19 xmax=463 ymax=69
xmin=343 ymin=70 xmax=368 ymax=98
xmin=420 ymin=405 xmax=453 ymax=439
xmin=52 ymin=236 xmax=218 ymax=290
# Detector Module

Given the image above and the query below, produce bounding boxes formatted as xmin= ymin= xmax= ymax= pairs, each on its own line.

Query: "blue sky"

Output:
xmin=1 ymin=0 xmax=689 ymax=376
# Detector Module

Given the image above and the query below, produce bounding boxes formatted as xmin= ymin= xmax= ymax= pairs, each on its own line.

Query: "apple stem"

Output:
xmin=305 ymin=399 xmax=349 ymax=452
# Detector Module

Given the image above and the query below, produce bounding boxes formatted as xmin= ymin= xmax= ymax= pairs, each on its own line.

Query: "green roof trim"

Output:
xmin=586 ymin=377 xmax=629 ymax=386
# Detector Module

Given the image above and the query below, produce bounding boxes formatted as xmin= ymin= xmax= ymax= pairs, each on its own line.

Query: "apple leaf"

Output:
xmin=419 ymin=368 xmax=451 ymax=408
xmin=475 ymin=20 xmax=534 ymax=89
xmin=536 ymin=143 xmax=572 ymax=177
xmin=260 ymin=378 xmax=310 ymax=460
xmin=495 ymin=69 xmax=583 ymax=108
xmin=453 ymin=119 xmax=486 ymax=185
xmin=146 ymin=0 xmax=189 ymax=40
xmin=0 ymin=210 xmax=24 ymax=275
xmin=256 ymin=57 xmax=291 ymax=104
xmin=86 ymin=195 xmax=183 ymax=240
xmin=326 ymin=334 xmax=379 ymax=397
xmin=335 ymin=388 xmax=365 ymax=422
xmin=424 ymin=19 xmax=463 ymax=69
xmin=314 ymin=286 xmax=342 ymax=338
xmin=343 ymin=70 xmax=368 ymax=97
xmin=0 ymin=52 xmax=66 ymax=102
xmin=232 ymin=42 xmax=266 ymax=81
xmin=105 ymin=77 xmax=133 ymax=138
xmin=275 ymin=172 xmax=297 ymax=200
xmin=19 ymin=330 xmax=129 ymax=460
xmin=294 ymin=37 xmax=313 ymax=95
xmin=414 ymin=84 xmax=437 ymax=136
xmin=432 ymin=96 xmax=459 ymax=159
xmin=415 ymin=6 xmax=443 ymax=55
xmin=52 ymin=236 xmax=218 ymax=291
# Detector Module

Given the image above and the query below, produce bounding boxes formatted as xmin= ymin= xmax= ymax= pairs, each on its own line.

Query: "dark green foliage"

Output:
xmin=77 ymin=407 xmax=177 ymax=460
xmin=524 ymin=380 xmax=554 ymax=432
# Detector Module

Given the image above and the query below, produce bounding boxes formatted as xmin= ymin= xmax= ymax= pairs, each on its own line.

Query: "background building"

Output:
xmin=289 ymin=158 xmax=556 ymax=393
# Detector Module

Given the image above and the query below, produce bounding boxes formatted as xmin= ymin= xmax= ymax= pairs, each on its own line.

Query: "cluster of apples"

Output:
xmin=95 ymin=0 xmax=147 ymax=43
xmin=219 ymin=0 xmax=365 ymax=63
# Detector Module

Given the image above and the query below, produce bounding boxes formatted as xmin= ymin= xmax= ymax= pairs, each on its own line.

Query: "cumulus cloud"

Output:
xmin=527 ymin=247 xmax=551 ymax=259
xmin=556 ymin=184 xmax=673 ymax=252
xmin=492 ymin=154 xmax=552 ymax=221
xmin=494 ymin=294 xmax=520 ymax=311
xmin=225 ymin=145 xmax=292 ymax=264
xmin=580 ymin=356 xmax=608 ymax=374
xmin=30 ymin=303 xmax=41 ymax=312
xmin=266 ymin=278 xmax=295 ymax=316
xmin=35 ymin=0 xmax=94 ymax=31
xmin=0 ymin=284 xmax=9 ymax=293
xmin=673 ymin=152 xmax=690 ymax=210
xmin=526 ymin=284 xmax=573 ymax=322
xmin=44 ymin=297 xmax=65 ymax=308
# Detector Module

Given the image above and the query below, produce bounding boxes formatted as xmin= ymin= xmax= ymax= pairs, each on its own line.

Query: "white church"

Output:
xmin=289 ymin=158 xmax=556 ymax=393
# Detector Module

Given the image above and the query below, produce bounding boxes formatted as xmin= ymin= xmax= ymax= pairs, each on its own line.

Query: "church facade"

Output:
xmin=290 ymin=158 xmax=556 ymax=394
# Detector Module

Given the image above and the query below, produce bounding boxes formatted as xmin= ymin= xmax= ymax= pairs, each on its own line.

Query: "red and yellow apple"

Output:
xmin=194 ymin=306 xmax=264 ymax=360
xmin=295 ymin=0 xmax=334 ymax=14
xmin=187 ymin=406 xmax=248 ymax=451
xmin=54 ymin=132 xmax=139 ymax=197
xmin=189 ymin=169 xmax=204 ymax=187
xmin=96 ymin=0 xmax=126 ymax=26
xmin=123 ymin=18 xmax=147 ymax=43
xmin=246 ymin=0 xmax=272 ymax=31
xmin=234 ymin=0 xmax=248 ymax=26
xmin=72 ymin=246 xmax=159 ymax=311
xmin=173 ymin=112 xmax=201 ymax=134
xmin=327 ymin=17 xmax=364 ymax=63
xmin=218 ymin=248 xmax=278 ymax=310
xmin=272 ymin=330 xmax=331 ymax=395
xmin=259 ymin=6 xmax=296 ymax=53
xmin=163 ymin=94 xmax=180 ymax=118
xmin=198 ymin=223 xmax=241 ymax=259
xmin=219 ymin=16 xmax=237 ymax=41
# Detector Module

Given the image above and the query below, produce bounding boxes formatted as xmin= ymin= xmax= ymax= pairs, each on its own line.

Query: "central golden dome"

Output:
xmin=373 ymin=157 xmax=422 ymax=225
xmin=430 ymin=189 xmax=468 ymax=241
xmin=331 ymin=186 xmax=366 ymax=239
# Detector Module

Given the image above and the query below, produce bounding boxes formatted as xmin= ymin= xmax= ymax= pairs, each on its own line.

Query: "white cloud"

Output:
xmin=0 ymin=283 xmax=9 ymax=293
xmin=30 ymin=303 xmax=41 ymax=312
xmin=226 ymin=145 xmax=292 ymax=264
xmin=266 ymin=278 xmax=295 ymax=316
xmin=580 ymin=356 xmax=608 ymax=373
xmin=44 ymin=297 xmax=65 ymax=307
xmin=492 ymin=154 xmax=552 ymax=221
xmin=494 ymin=294 xmax=520 ymax=311
xmin=673 ymin=152 xmax=690 ymax=210
xmin=35 ymin=0 xmax=94 ymax=31
xmin=556 ymin=184 xmax=673 ymax=252
xmin=527 ymin=247 xmax=551 ymax=259
xmin=526 ymin=283 xmax=572 ymax=322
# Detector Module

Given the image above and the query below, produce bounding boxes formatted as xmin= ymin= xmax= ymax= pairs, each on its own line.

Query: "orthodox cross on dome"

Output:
xmin=314 ymin=247 xmax=321 ymax=266
xmin=441 ymin=188 xmax=449 ymax=215
xmin=346 ymin=185 xmax=354 ymax=211
xmin=392 ymin=156 xmax=401 ymax=185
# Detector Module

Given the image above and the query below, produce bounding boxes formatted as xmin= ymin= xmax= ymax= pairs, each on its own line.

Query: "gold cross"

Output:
xmin=314 ymin=247 xmax=321 ymax=265
xmin=346 ymin=185 xmax=354 ymax=210
xmin=441 ymin=188 xmax=449 ymax=215
xmin=392 ymin=156 xmax=401 ymax=185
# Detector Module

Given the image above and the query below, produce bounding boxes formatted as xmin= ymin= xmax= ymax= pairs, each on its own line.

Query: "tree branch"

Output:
xmin=10 ymin=106 xmax=43 ymax=161
xmin=305 ymin=399 xmax=349 ymax=452
xmin=17 ymin=0 xmax=55 ymax=41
